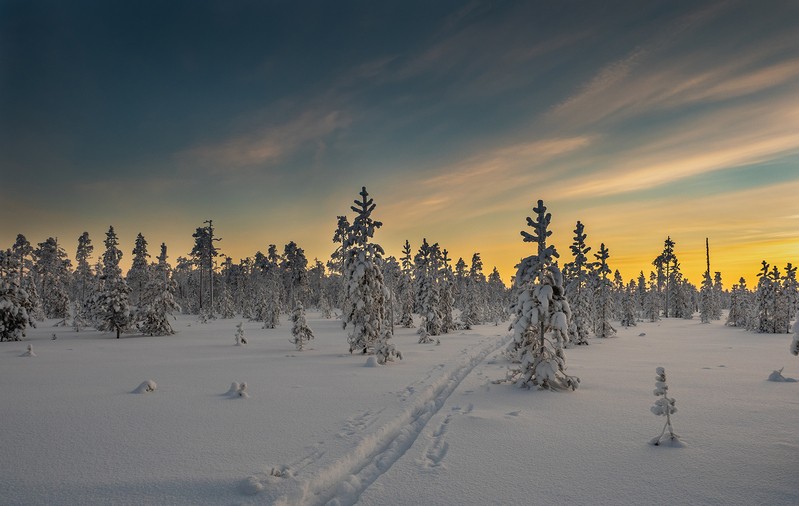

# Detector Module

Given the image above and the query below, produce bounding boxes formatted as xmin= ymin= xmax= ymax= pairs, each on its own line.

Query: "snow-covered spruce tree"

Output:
xmin=73 ymin=232 xmax=94 ymax=306
xmin=33 ymin=237 xmax=71 ymax=321
xmin=712 ymin=271 xmax=724 ymax=320
xmin=486 ymin=267 xmax=508 ymax=325
xmin=506 ymin=200 xmax=579 ymax=391
xmin=726 ymin=278 xmax=749 ymax=327
xmin=136 ymin=243 xmax=180 ymax=336
xmin=397 ymin=240 xmax=415 ymax=328
xmin=127 ymin=233 xmax=150 ymax=306
xmin=563 ymin=220 xmax=593 ymax=345
xmin=620 ymin=280 xmax=637 ymax=328
xmin=281 ymin=241 xmax=309 ymax=308
xmin=777 ymin=263 xmax=798 ymax=334
xmin=439 ymin=249 xmax=456 ymax=334
xmin=755 ymin=261 xmax=778 ymax=333
xmin=650 ymin=367 xmax=680 ymax=446
xmin=644 ymin=272 xmax=661 ymax=322
xmin=700 ymin=269 xmax=714 ymax=324
xmin=0 ymin=249 xmax=36 ymax=342
xmin=341 ymin=187 xmax=400 ymax=363
xmin=290 ymin=302 xmax=314 ymax=351
xmin=218 ymin=283 xmax=235 ymax=319
xmin=95 ymin=226 xmax=132 ymax=338
xmin=414 ymin=238 xmax=443 ymax=342
xmin=593 ymin=243 xmax=616 ymax=338
xmin=234 ymin=322 xmax=247 ymax=345
xmin=791 ymin=309 xmax=799 ymax=356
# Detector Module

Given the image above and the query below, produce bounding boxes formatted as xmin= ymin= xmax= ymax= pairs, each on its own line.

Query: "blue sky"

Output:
xmin=2 ymin=0 xmax=798 ymax=283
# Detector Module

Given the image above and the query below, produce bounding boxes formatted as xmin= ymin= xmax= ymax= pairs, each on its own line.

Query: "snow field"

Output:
xmin=1 ymin=313 xmax=797 ymax=505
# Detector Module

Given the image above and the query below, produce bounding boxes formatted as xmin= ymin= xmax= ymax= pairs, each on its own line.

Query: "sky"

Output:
xmin=2 ymin=0 xmax=798 ymax=285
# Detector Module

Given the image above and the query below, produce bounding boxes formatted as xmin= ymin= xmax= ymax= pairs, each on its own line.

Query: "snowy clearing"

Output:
xmin=1 ymin=313 xmax=796 ymax=506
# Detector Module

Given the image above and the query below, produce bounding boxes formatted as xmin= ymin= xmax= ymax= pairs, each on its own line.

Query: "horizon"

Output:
xmin=2 ymin=1 xmax=798 ymax=285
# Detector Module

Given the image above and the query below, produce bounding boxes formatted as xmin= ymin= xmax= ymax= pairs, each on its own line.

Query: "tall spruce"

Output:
xmin=96 ymin=226 xmax=131 ymax=338
xmin=593 ymin=243 xmax=616 ymax=338
xmin=564 ymin=221 xmax=593 ymax=345
xmin=341 ymin=187 xmax=400 ymax=362
xmin=506 ymin=200 xmax=578 ymax=391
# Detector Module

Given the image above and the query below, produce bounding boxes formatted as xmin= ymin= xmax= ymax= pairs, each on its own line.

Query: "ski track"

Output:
xmin=253 ymin=334 xmax=510 ymax=506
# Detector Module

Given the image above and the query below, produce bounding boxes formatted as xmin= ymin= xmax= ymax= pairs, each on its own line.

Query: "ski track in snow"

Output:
xmin=251 ymin=334 xmax=510 ymax=506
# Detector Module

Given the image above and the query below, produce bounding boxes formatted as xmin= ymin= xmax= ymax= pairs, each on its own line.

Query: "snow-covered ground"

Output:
xmin=1 ymin=313 xmax=796 ymax=505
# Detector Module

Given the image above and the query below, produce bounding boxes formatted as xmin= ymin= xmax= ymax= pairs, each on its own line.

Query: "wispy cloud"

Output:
xmin=179 ymin=107 xmax=350 ymax=172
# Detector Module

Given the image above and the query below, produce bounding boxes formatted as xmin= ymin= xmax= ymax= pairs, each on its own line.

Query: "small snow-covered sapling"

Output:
xmin=22 ymin=344 xmax=36 ymax=357
xmin=650 ymin=367 xmax=680 ymax=446
xmin=235 ymin=322 xmax=247 ymax=345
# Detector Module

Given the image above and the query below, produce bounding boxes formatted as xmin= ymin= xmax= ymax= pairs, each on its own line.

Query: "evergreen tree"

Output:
xmin=282 ymin=241 xmax=309 ymax=307
xmin=593 ymin=243 xmax=616 ymax=338
xmin=11 ymin=234 xmax=33 ymax=287
xmin=644 ymin=272 xmax=661 ymax=322
xmin=650 ymin=367 xmax=680 ymax=446
xmin=33 ymin=237 xmax=71 ymax=320
xmin=653 ymin=237 xmax=676 ymax=317
xmin=563 ymin=221 xmax=593 ymax=345
xmin=415 ymin=238 xmax=443 ymax=341
xmin=136 ymin=243 xmax=180 ymax=336
xmin=341 ymin=187 xmax=400 ymax=362
xmin=397 ymin=240 xmax=415 ymax=328
xmin=755 ymin=261 xmax=778 ymax=333
xmin=485 ymin=267 xmax=508 ymax=325
xmin=290 ymin=302 xmax=314 ymax=351
xmin=778 ymin=264 xmax=798 ymax=333
xmin=0 ymin=249 xmax=36 ymax=341
xmin=127 ymin=233 xmax=150 ymax=306
xmin=791 ymin=309 xmax=799 ymax=356
xmin=439 ymin=249 xmax=455 ymax=334
xmin=620 ymin=280 xmax=637 ymax=328
xmin=73 ymin=232 xmax=94 ymax=306
xmin=506 ymin=200 xmax=578 ymax=391
xmin=700 ymin=270 xmax=714 ymax=324
xmin=727 ymin=278 xmax=751 ymax=328
xmin=712 ymin=272 xmax=724 ymax=320
xmin=96 ymin=226 xmax=131 ymax=338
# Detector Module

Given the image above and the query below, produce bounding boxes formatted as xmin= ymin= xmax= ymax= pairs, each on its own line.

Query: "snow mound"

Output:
xmin=240 ymin=475 xmax=264 ymax=495
xmin=226 ymin=381 xmax=249 ymax=398
xmin=638 ymin=332 xmax=646 ymax=336
xmin=132 ymin=380 xmax=157 ymax=393
xmin=364 ymin=356 xmax=379 ymax=367
xmin=767 ymin=367 xmax=797 ymax=382
xmin=20 ymin=344 xmax=35 ymax=357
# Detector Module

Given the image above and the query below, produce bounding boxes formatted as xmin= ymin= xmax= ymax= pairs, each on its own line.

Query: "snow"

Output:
xmin=0 ymin=313 xmax=796 ymax=505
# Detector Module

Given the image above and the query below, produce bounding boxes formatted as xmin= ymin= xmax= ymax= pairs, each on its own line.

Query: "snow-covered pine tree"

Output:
xmin=650 ymin=367 xmax=680 ymax=446
xmin=33 ymin=237 xmax=71 ymax=321
xmin=644 ymin=272 xmax=661 ymax=322
xmin=726 ymin=278 xmax=750 ymax=327
xmin=95 ymin=226 xmax=132 ymax=338
xmin=281 ymin=241 xmax=309 ymax=308
xmin=341 ymin=187 xmax=400 ymax=363
xmin=653 ymin=237 xmax=676 ymax=317
xmin=712 ymin=271 xmax=724 ymax=320
xmin=439 ymin=249 xmax=455 ymax=334
xmin=593 ymin=243 xmax=616 ymax=338
xmin=506 ymin=200 xmax=578 ymax=391
xmin=486 ymin=267 xmax=508 ymax=325
xmin=11 ymin=235 xmax=33 ymax=288
xmin=73 ymin=232 xmax=94 ymax=306
xmin=0 ymin=249 xmax=36 ymax=342
xmin=564 ymin=220 xmax=593 ymax=345
xmin=700 ymin=269 xmax=713 ymax=324
xmin=290 ymin=302 xmax=314 ymax=351
xmin=777 ymin=264 xmax=798 ymax=334
xmin=127 ymin=233 xmax=150 ymax=306
xmin=397 ymin=240 xmax=415 ymax=328
xmin=415 ymin=238 xmax=443 ymax=342
xmin=620 ymin=280 xmax=637 ymax=328
xmin=136 ymin=243 xmax=180 ymax=336
xmin=755 ymin=261 xmax=778 ymax=333
xmin=234 ymin=322 xmax=247 ymax=345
